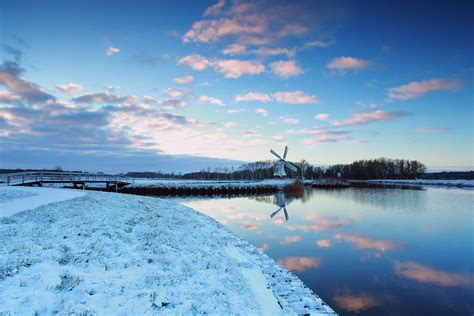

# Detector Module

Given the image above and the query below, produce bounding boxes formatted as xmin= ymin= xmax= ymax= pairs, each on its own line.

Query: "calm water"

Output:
xmin=169 ymin=186 xmax=473 ymax=315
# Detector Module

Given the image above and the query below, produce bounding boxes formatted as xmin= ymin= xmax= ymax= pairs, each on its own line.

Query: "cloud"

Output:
xmin=0 ymin=89 xmax=20 ymax=104
xmin=240 ymin=221 xmax=260 ymax=230
xmin=224 ymin=121 xmax=237 ymax=128
xmin=178 ymin=55 xmax=211 ymax=70
xmin=387 ymin=79 xmax=463 ymax=101
xmin=256 ymin=108 xmax=269 ymax=117
xmin=272 ymin=134 xmax=284 ymax=142
xmin=394 ymin=261 xmax=474 ymax=287
xmin=164 ymin=88 xmax=192 ymax=98
xmin=105 ymin=46 xmax=120 ymax=56
xmin=416 ymin=127 xmax=452 ymax=133
xmin=258 ymin=243 xmax=269 ymax=252
xmin=304 ymin=39 xmax=335 ymax=48
xmin=172 ymin=75 xmax=194 ymax=84
xmin=288 ymin=127 xmax=353 ymax=144
xmin=178 ymin=54 xmax=265 ymax=78
xmin=143 ymin=96 xmax=159 ymax=105
xmin=280 ymin=115 xmax=300 ymax=125
xmin=72 ymin=92 xmax=137 ymax=105
xmin=273 ymin=90 xmax=319 ymax=104
xmin=241 ymin=129 xmax=260 ymax=137
xmin=333 ymin=293 xmax=381 ymax=313
xmin=160 ymin=99 xmax=187 ymax=111
xmin=331 ymin=110 xmax=409 ymax=127
xmin=280 ymin=235 xmax=301 ymax=245
xmin=334 ymin=233 xmax=404 ymax=253
xmin=222 ymin=44 xmax=246 ymax=55
xmin=212 ymin=59 xmax=265 ymax=78
xmin=255 ymin=47 xmax=295 ymax=58
xmin=277 ymin=256 xmax=321 ymax=271
xmin=316 ymin=239 xmax=331 ymax=248
xmin=270 ymin=60 xmax=303 ymax=78
xmin=327 ymin=56 xmax=369 ymax=70
xmin=0 ymin=61 xmax=56 ymax=105
xmin=199 ymin=95 xmax=225 ymax=107
xmin=286 ymin=212 xmax=352 ymax=231
xmin=235 ymin=92 xmax=271 ymax=103
xmin=2 ymin=44 xmax=23 ymax=63
xmin=131 ymin=52 xmax=167 ymax=65
xmin=315 ymin=113 xmax=330 ymax=121
xmin=227 ymin=108 xmax=245 ymax=113
xmin=204 ymin=0 xmax=225 ymax=16
xmin=56 ymin=83 xmax=83 ymax=94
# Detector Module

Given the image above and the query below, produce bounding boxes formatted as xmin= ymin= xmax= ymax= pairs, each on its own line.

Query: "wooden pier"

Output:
xmin=1 ymin=171 xmax=131 ymax=190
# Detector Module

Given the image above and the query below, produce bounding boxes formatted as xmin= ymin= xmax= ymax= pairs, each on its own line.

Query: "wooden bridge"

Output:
xmin=1 ymin=171 xmax=132 ymax=190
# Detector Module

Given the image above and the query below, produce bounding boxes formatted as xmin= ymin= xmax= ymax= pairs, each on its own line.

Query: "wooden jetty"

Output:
xmin=1 ymin=171 xmax=131 ymax=190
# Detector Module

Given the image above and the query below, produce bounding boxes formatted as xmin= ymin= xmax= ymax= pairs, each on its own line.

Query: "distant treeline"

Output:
xmin=422 ymin=171 xmax=473 ymax=180
xmin=326 ymin=158 xmax=426 ymax=180
xmin=125 ymin=171 xmax=179 ymax=179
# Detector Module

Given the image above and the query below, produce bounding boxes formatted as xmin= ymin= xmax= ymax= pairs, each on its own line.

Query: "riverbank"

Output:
xmin=0 ymin=186 xmax=335 ymax=315
xmin=350 ymin=179 xmax=474 ymax=188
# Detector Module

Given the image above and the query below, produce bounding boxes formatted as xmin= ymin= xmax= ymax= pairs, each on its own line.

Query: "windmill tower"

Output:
xmin=270 ymin=145 xmax=298 ymax=178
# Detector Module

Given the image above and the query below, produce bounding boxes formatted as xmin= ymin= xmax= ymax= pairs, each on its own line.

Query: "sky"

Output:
xmin=0 ymin=0 xmax=473 ymax=173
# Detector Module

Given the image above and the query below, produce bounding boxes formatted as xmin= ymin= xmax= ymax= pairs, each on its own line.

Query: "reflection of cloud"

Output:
xmin=277 ymin=256 xmax=321 ymax=271
xmin=316 ymin=239 xmax=331 ymax=248
xmin=280 ymin=235 xmax=301 ymax=245
xmin=239 ymin=221 xmax=259 ymax=230
xmin=287 ymin=213 xmax=352 ymax=232
xmin=334 ymin=233 xmax=403 ymax=253
xmin=394 ymin=261 xmax=474 ymax=287
xmin=258 ymin=243 xmax=269 ymax=252
xmin=333 ymin=293 xmax=380 ymax=313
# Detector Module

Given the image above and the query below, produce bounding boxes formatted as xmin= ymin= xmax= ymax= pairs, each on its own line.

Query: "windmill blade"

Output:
xmin=283 ymin=207 xmax=289 ymax=221
xmin=283 ymin=146 xmax=288 ymax=159
xmin=270 ymin=207 xmax=282 ymax=218
xmin=285 ymin=161 xmax=298 ymax=173
xmin=270 ymin=149 xmax=283 ymax=160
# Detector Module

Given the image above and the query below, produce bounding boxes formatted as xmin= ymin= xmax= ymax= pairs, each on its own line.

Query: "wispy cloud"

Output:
xmin=416 ymin=127 xmax=452 ymax=133
xmin=56 ymin=83 xmax=83 ymax=94
xmin=222 ymin=44 xmax=246 ymax=55
xmin=178 ymin=54 xmax=264 ymax=78
xmin=327 ymin=56 xmax=369 ymax=70
xmin=280 ymin=235 xmax=302 ymax=245
xmin=270 ymin=60 xmax=303 ymax=79
xmin=199 ymin=95 xmax=225 ymax=107
xmin=331 ymin=110 xmax=409 ymax=127
xmin=315 ymin=113 xmax=330 ymax=121
xmin=273 ymin=90 xmax=319 ymax=104
xmin=72 ymin=92 xmax=137 ymax=105
xmin=304 ymin=39 xmax=335 ymax=48
xmin=172 ymin=75 xmax=194 ymax=84
xmin=256 ymin=108 xmax=269 ymax=117
xmin=277 ymin=256 xmax=321 ymax=271
xmin=235 ymin=92 xmax=271 ymax=103
xmin=387 ymin=79 xmax=463 ymax=101
xmin=255 ymin=47 xmax=295 ymax=58
xmin=280 ymin=115 xmax=300 ymax=124
xmin=105 ymin=46 xmax=120 ymax=56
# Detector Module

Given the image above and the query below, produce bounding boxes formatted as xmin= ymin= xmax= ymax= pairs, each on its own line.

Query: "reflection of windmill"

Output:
xmin=270 ymin=191 xmax=289 ymax=221
xmin=270 ymin=145 xmax=298 ymax=178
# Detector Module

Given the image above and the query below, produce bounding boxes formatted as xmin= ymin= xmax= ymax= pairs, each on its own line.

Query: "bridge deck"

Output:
xmin=1 ymin=172 xmax=132 ymax=187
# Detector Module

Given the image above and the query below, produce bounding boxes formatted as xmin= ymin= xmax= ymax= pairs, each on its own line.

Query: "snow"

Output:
xmin=130 ymin=178 xmax=295 ymax=189
xmin=360 ymin=179 xmax=474 ymax=188
xmin=0 ymin=186 xmax=334 ymax=315
xmin=0 ymin=186 xmax=86 ymax=218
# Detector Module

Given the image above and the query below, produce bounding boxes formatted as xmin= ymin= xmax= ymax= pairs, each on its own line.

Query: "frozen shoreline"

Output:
xmin=0 ymin=186 xmax=334 ymax=315
xmin=351 ymin=179 xmax=474 ymax=188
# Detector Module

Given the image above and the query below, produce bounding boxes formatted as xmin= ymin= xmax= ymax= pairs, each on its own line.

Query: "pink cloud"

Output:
xmin=178 ymin=55 xmax=211 ymax=70
xmin=256 ymin=108 xmax=269 ymax=117
xmin=334 ymin=233 xmax=404 ymax=253
xmin=289 ymin=127 xmax=352 ymax=144
xmin=273 ymin=90 xmax=319 ymax=104
xmin=105 ymin=46 xmax=120 ymax=56
xmin=255 ymin=47 xmax=295 ymax=58
xmin=416 ymin=127 xmax=452 ymax=133
xmin=286 ymin=212 xmax=352 ymax=232
xmin=235 ymin=92 xmax=271 ymax=103
xmin=241 ymin=129 xmax=260 ymax=137
xmin=172 ymin=75 xmax=194 ymax=84
xmin=239 ymin=221 xmax=260 ymax=230
xmin=212 ymin=59 xmax=265 ymax=78
xmin=198 ymin=95 xmax=225 ymax=107
xmin=0 ymin=90 xmax=20 ymax=103
xmin=315 ymin=113 xmax=330 ymax=121
xmin=270 ymin=60 xmax=303 ymax=79
xmin=164 ymin=88 xmax=192 ymax=98
xmin=304 ymin=39 xmax=335 ymax=48
xmin=327 ymin=56 xmax=369 ymax=70
xmin=331 ymin=110 xmax=409 ymax=127
xmin=183 ymin=18 xmax=265 ymax=43
xmin=387 ymin=79 xmax=463 ymax=101
xmin=56 ymin=83 xmax=83 ymax=94
xmin=280 ymin=235 xmax=302 ymax=245
xmin=316 ymin=239 xmax=331 ymax=248
xmin=394 ymin=261 xmax=474 ymax=287
xmin=333 ymin=293 xmax=381 ymax=313
xmin=272 ymin=134 xmax=284 ymax=142
xmin=222 ymin=44 xmax=246 ymax=55
xmin=277 ymin=256 xmax=321 ymax=271
xmin=204 ymin=0 xmax=225 ymax=16
xmin=280 ymin=115 xmax=300 ymax=125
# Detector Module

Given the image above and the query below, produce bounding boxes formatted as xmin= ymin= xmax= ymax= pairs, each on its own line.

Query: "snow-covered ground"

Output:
xmin=0 ymin=186 xmax=334 ymax=315
xmin=359 ymin=179 xmax=474 ymax=187
xmin=130 ymin=178 xmax=295 ymax=189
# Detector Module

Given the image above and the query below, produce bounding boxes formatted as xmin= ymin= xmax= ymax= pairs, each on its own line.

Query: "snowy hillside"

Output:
xmin=0 ymin=186 xmax=334 ymax=315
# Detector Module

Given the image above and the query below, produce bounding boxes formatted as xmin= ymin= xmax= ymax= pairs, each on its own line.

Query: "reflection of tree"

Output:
xmin=324 ymin=188 xmax=427 ymax=213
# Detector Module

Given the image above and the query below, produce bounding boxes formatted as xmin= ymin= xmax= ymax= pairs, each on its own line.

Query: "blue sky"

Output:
xmin=0 ymin=0 xmax=472 ymax=172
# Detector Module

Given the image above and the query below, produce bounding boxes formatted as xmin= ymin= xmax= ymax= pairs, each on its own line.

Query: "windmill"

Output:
xmin=270 ymin=145 xmax=298 ymax=177
xmin=270 ymin=191 xmax=289 ymax=220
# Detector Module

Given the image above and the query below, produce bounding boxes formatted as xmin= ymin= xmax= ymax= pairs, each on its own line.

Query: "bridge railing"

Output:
xmin=0 ymin=171 xmax=132 ymax=186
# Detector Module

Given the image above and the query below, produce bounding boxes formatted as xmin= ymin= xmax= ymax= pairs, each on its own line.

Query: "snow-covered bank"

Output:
xmin=0 ymin=186 xmax=334 ymax=315
xmin=130 ymin=178 xmax=294 ymax=189
xmin=354 ymin=179 xmax=474 ymax=188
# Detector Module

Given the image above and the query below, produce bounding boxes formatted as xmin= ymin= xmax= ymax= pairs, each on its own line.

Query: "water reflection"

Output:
xmin=174 ymin=186 xmax=474 ymax=315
